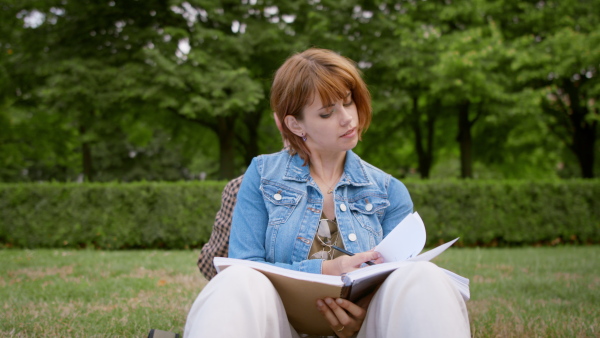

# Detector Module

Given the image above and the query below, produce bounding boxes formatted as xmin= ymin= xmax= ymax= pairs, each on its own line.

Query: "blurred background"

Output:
xmin=1 ymin=0 xmax=598 ymax=182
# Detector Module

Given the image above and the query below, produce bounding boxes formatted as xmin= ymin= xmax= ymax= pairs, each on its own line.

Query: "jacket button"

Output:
xmin=348 ymin=233 xmax=357 ymax=241
xmin=339 ymin=204 xmax=347 ymax=212
xmin=365 ymin=203 xmax=373 ymax=211
xmin=274 ymin=193 xmax=282 ymax=201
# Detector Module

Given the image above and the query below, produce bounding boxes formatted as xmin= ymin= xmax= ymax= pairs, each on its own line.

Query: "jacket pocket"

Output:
xmin=348 ymin=192 xmax=389 ymax=243
xmin=261 ymin=180 xmax=304 ymax=226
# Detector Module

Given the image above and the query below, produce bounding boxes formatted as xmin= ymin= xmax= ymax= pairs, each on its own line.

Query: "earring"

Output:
xmin=302 ymin=133 xmax=307 ymax=142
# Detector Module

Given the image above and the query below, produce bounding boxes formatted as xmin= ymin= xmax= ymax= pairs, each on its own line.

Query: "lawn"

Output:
xmin=1 ymin=246 xmax=598 ymax=337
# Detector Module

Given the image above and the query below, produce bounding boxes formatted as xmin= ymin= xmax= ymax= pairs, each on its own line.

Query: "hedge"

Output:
xmin=0 ymin=182 xmax=225 ymax=249
xmin=405 ymin=180 xmax=600 ymax=246
xmin=0 ymin=180 xmax=598 ymax=249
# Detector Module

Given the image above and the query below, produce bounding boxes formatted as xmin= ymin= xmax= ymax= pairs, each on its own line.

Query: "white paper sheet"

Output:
xmin=374 ymin=212 xmax=426 ymax=262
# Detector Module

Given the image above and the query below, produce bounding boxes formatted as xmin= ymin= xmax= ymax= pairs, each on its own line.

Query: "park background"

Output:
xmin=0 ymin=0 xmax=599 ymax=337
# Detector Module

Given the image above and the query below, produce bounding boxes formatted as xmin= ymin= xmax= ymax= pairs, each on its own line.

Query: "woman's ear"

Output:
xmin=284 ymin=115 xmax=304 ymax=137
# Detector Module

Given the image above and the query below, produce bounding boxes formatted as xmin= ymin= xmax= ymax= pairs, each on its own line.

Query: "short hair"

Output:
xmin=270 ymin=48 xmax=372 ymax=165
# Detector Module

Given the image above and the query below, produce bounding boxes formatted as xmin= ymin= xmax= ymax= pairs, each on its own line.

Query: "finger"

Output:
xmin=335 ymin=255 xmax=365 ymax=273
xmin=334 ymin=298 xmax=367 ymax=319
xmin=319 ymin=298 xmax=365 ymax=338
xmin=366 ymin=249 xmax=385 ymax=263
xmin=372 ymin=256 xmax=384 ymax=264
xmin=353 ymin=251 xmax=382 ymax=266
xmin=316 ymin=299 xmax=343 ymax=328
xmin=323 ymin=298 xmax=354 ymax=327
xmin=331 ymin=251 xmax=383 ymax=275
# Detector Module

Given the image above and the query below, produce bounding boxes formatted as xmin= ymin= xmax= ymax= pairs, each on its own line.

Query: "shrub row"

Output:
xmin=0 ymin=180 xmax=598 ymax=249
xmin=0 ymin=182 xmax=225 ymax=249
xmin=405 ymin=180 xmax=600 ymax=246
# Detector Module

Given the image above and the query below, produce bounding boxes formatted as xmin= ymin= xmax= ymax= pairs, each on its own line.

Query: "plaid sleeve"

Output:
xmin=197 ymin=175 xmax=244 ymax=280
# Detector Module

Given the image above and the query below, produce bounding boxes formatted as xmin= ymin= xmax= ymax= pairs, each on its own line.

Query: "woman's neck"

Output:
xmin=309 ymin=151 xmax=346 ymax=186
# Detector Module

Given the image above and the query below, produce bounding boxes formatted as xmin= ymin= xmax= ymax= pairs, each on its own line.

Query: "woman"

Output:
xmin=184 ymin=48 xmax=470 ymax=337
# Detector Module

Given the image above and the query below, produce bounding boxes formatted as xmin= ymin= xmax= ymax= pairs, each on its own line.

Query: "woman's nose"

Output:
xmin=339 ymin=105 xmax=353 ymax=126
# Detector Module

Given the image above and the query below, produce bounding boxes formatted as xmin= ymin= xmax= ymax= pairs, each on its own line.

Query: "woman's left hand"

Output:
xmin=316 ymin=293 xmax=374 ymax=337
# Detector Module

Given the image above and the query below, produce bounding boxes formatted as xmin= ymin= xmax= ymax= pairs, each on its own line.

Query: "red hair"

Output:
xmin=270 ymin=48 xmax=372 ymax=165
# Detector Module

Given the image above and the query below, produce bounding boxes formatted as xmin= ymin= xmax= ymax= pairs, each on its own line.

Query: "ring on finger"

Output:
xmin=336 ymin=325 xmax=345 ymax=332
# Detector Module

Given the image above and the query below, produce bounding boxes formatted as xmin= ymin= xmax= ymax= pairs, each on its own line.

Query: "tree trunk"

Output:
xmin=217 ymin=116 xmax=236 ymax=180
xmin=571 ymin=109 xmax=596 ymax=178
xmin=241 ymin=110 xmax=262 ymax=167
xmin=411 ymin=95 xmax=436 ymax=179
xmin=411 ymin=96 xmax=426 ymax=178
xmin=423 ymin=100 xmax=439 ymax=178
xmin=80 ymin=125 xmax=93 ymax=182
xmin=457 ymin=100 xmax=473 ymax=179
xmin=564 ymin=80 xmax=596 ymax=178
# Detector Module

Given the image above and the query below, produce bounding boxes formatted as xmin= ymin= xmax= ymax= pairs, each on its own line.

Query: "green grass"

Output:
xmin=438 ymin=246 xmax=599 ymax=337
xmin=0 ymin=247 xmax=598 ymax=337
xmin=0 ymin=250 xmax=205 ymax=337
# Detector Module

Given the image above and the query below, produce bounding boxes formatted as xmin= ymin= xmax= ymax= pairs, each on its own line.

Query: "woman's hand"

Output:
xmin=322 ymin=250 xmax=382 ymax=276
xmin=316 ymin=293 xmax=375 ymax=337
xmin=318 ymin=251 xmax=380 ymax=335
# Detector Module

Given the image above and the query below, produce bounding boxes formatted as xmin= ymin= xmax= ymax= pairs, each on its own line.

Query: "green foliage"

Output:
xmin=1 ymin=181 xmax=598 ymax=249
xmin=0 ymin=181 xmax=227 ymax=249
xmin=406 ymin=180 xmax=600 ymax=246
xmin=0 ymin=0 xmax=219 ymax=182
xmin=1 ymin=0 xmax=598 ymax=181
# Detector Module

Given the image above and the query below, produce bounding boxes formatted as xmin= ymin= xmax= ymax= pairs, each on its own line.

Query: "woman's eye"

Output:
xmin=320 ymin=106 xmax=335 ymax=117
xmin=343 ymin=99 xmax=353 ymax=107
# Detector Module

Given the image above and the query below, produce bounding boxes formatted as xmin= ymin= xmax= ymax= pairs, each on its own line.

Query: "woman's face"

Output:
xmin=293 ymin=90 xmax=359 ymax=156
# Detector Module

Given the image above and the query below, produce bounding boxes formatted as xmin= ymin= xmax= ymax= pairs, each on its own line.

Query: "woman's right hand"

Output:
xmin=322 ymin=250 xmax=382 ymax=276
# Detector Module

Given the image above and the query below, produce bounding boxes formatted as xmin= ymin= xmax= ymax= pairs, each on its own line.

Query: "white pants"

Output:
xmin=184 ymin=261 xmax=470 ymax=337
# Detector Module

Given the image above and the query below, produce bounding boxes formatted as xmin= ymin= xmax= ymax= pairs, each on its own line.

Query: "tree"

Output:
xmin=362 ymin=1 xmax=446 ymax=178
xmin=505 ymin=0 xmax=600 ymax=178
xmin=1 ymin=0 xmax=205 ymax=181
xmin=355 ymin=0 xmax=515 ymax=179
xmin=3 ymin=0 xmax=596 ymax=181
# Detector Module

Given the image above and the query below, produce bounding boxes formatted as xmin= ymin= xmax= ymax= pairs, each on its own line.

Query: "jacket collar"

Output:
xmin=283 ymin=150 xmax=371 ymax=187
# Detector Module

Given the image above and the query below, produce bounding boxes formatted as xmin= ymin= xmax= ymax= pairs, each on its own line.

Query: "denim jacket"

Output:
xmin=229 ymin=150 xmax=413 ymax=274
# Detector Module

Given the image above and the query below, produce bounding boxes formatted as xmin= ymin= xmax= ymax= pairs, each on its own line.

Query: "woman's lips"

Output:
xmin=341 ymin=128 xmax=356 ymax=138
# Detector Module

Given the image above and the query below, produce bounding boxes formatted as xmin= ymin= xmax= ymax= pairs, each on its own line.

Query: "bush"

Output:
xmin=0 ymin=181 xmax=225 ymax=249
xmin=406 ymin=180 xmax=600 ymax=246
xmin=0 ymin=180 xmax=598 ymax=249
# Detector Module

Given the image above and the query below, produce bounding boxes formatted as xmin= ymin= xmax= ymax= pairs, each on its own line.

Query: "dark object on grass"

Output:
xmin=148 ymin=329 xmax=180 ymax=338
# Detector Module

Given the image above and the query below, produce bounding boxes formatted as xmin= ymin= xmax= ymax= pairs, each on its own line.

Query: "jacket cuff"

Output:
xmin=298 ymin=259 xmax=323 ymax=274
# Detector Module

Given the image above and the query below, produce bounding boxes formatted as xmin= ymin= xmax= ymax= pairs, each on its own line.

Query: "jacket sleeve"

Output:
xmin=228 ymin=157 xmax=322 ymax=274
xmin=381 ymin=176 xmax=414 ymax=238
